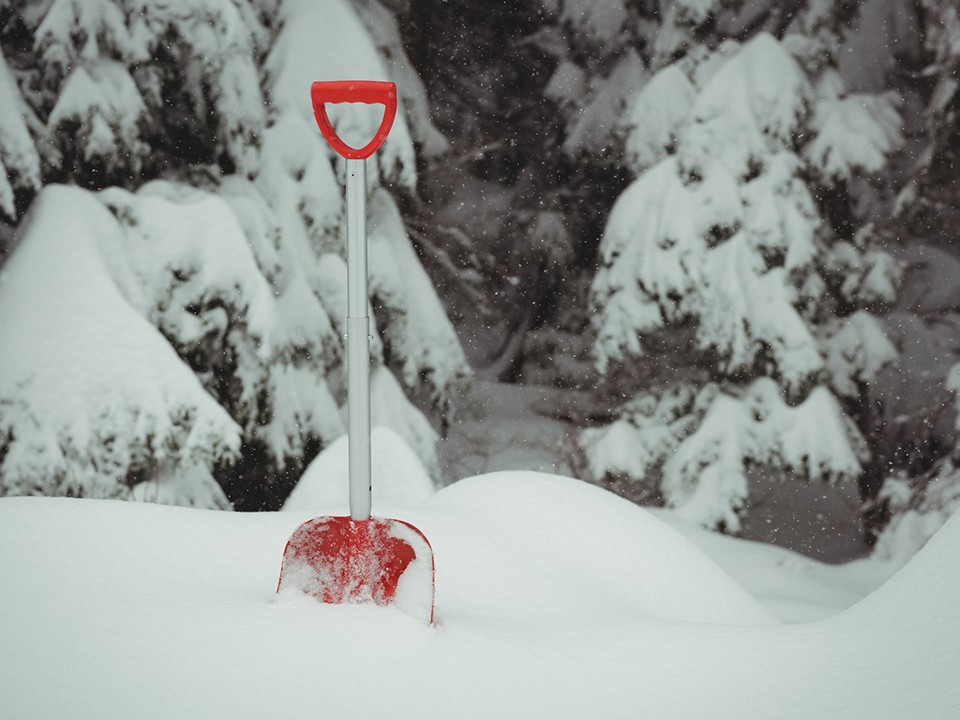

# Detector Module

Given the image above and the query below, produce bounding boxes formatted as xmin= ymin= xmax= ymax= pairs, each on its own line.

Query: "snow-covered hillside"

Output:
xmin=1 ymin=472 xmax=956 ymax=720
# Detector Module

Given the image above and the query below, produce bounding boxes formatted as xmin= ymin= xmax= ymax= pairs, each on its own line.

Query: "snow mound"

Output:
xmin=0 ymin=472 xmax=957 ymax=720
xmin=0 ymin=186 xmax=240 ymax=499
xmin=282 ymin=426 xmax=436 ymax=512
xmin=420 ymin=472 xmax=776 ymax=627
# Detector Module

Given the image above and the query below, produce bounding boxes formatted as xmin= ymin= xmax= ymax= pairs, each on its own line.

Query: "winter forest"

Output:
xmin=1 ymin=0 xmax=959 ymax=717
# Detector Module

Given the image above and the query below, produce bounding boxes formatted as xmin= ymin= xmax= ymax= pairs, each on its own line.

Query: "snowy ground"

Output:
xmin=2 ymin=471 xmax=957 ymax=720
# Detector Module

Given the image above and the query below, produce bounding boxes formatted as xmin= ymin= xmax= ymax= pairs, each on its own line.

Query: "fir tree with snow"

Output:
xmin=582 ymin=28 xmax=903 ymax=531
xmin=0 ymin=0 xmax=467 ymax=509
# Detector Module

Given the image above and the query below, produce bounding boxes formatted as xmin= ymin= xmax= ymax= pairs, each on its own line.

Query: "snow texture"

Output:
xmin=36 ymin=0 xmax=267 ymax=176
xmin=0 ymin=186 xmax=241 ymax=500
xmin=624 ymin=64 xmax=696 ymax=173
xmin=351 ymin=0 xmax=450 ymax=158
xmin=592 ymin=153 xmax=822 ymax=389
xmin=806 ymin=92 xmax=904 ymax=180
xmin=555 ymin=0 xmax=628 ymax=46
xmin=0 ymin=50 xmax=41 ymax=218
xmin=370 ymin=367 xmax=441 ymax=480
xmin=588 ymin=31 xmax=903 ymax=528
xmin=823 ymin=311 xmax=898 ymax=398
xmin=563 ymin=49 xmax=646 ymax=158
xmin=681 ymin=34 xmax=810 ymax=178
xmin=367 ymin=187 xmax=468 ymax=403
xmin=130 ymin=460 xmax=232 ymax=510
xmin=47 ymin=60 xmax=148 ymax=170
xmin=1 ymin=471 xmax=958 ymax=719
xmin=282 ymin=426 xmax=436 ymax=512
xmin=874 ymin=464 xmax=960 ymax=564
xmin=97 ymin=181 xmax=343 ymax=465
xmin=581 ymin=385 xmax=695 ymax=484
xmin=265 ymin=0 xmax=416 ymax=188
xmin=1 ymin=0 xmax=468 ymax=507
xmin=664 ymin=380 xmax=864 ymax=530
xmin=544 ymin=59 xmax=587 ymax=107
xmin=584 ymin=380 xmax=865 ymax=531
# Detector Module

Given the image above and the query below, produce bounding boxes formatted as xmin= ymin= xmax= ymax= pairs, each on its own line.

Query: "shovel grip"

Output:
xmin=311 ymin=80 xmax=398 ymax=159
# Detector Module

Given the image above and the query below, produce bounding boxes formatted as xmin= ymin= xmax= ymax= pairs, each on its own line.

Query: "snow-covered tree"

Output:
xmin=872 ymin=363 xmax=960 ymax=562
xmin=864 ymin=0 xmax=960 ymax=549
xmin=895 ymin=0 xmax=960 ymax=239
xmin=0 ymin=0 xmax=467 ymax=509
xmin=581 ymin=28 xmax=903 ymax=531
xmin=0 ymin=47 xmax=41 ymax=219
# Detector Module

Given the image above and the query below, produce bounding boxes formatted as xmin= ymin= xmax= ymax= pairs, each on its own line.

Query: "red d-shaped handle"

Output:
xmin=311 ymin=80 xmax=398 ymax=159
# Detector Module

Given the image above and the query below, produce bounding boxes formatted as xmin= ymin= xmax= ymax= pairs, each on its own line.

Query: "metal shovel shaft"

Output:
xmin=281 ymin=81 xmax=434 ymax=625
xmin=346 ymin=157 xmax=371 ymax=521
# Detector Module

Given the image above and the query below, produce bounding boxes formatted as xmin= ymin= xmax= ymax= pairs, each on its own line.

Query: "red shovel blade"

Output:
xmin=277 ymin=516 xmax=435 ymax=624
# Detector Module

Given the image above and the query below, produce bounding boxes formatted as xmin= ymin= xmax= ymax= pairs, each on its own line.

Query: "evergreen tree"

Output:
xmin=0 ymin=0 xmax=467 ymax=509
xmin=580 ymin=15 xmax=904 ymax=531
xmin=897 ymin=0 xmax=960 ymax=241
xmin=868 ymin=0 xmax=960 ymax=553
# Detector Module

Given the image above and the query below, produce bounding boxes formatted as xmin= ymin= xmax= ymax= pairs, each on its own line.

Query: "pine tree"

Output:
xmin=0 ymin=0 xmax=467 ymax=509
xmin=868 ymin=0 xmax=960 ymax=554
xmin=580 ymin=17 xmax=904 ymax=531
xmin=897 ymin=0 xmax=960 ymax=240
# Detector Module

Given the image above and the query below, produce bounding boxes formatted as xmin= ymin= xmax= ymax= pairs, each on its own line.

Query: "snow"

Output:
xmin=580 ymin=385 xmax=694 ymax=483
xmin=624 ymin=64 xmax=696 ymax=173
xmin=46 ymin=61 xmax=147 ymax=168
xmin=370 ymin=367 xmax=441 ymax=479
xmin=36 ymin=0 xmax=267 ymax=175
xmin=1 ymin=471 xmax=958 ymax=719
xmin=591 ymin=154 xmax=822 ymax=388
xmin=584 ymin=379 xmax=866 ymax=532
xmin=588 ymin=29 xmax=905 ymax=531
xmin=255 ymin=110 xmax=343 ymax=255
xmin=96 ymin=181 xmax=344 ymax=464
xmin=35 ymin=0 xmax=144 ymax=70
xmin=823 ymin=310 xmax=898 ymax=398
xmin=673 ymin=0 xmax=715 ymax=26
xmin=282 ymin=426 xmax=436 ymax=512
xmin=543 ymin=59 xmax=587 ymax=107
xmin=265 ymin=0 xmax=416 ymax=188
xmin=562 ymin=50 xmax=646 ymax=158
xmin=806 ymin=93 xmax=904 ymax=180
xmin=682 ymin=33 xmax=810 ymax=178
xmin=351 ymin=0 xmax=450 ymax=158
xmin=0 ymin=49 xmax=41 ymax=218
xmin=130 ymin=460 xmax=232 ymax=510
xmin=0 ymin=186 xmax=240 ymax=499
xmin=653 ymin=509 xmax=898 ymax=623
xmin=555 ymin=0 xmax=628 ymax=46
xmin=367 ymin=187 xmax=468 ymax=402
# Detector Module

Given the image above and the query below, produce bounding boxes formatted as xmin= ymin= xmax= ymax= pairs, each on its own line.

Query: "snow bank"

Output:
xmin=654 ymin=510 xmax=895 ymax=623
xmin=282 ymin=426 xmax=436 ymax=512
xmin=1 ymin=471 xmax=957 ymax=719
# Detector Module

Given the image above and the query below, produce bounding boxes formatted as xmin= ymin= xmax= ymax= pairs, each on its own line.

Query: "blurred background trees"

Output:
xmin=1 ymin=0 xmax=959 ymax=560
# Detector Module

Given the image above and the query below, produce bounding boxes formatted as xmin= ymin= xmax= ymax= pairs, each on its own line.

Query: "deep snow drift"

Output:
xmin=1 ymin=472 xmax=957 ymax=720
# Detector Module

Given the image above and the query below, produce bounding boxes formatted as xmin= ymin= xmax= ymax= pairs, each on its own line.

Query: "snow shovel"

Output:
xmin=277 ymin=81 xmax=435 ymax=624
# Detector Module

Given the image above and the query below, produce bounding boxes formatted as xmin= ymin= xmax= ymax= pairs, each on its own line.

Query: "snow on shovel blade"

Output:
xmin=277 ymin=516 xmax=435 ymax=624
